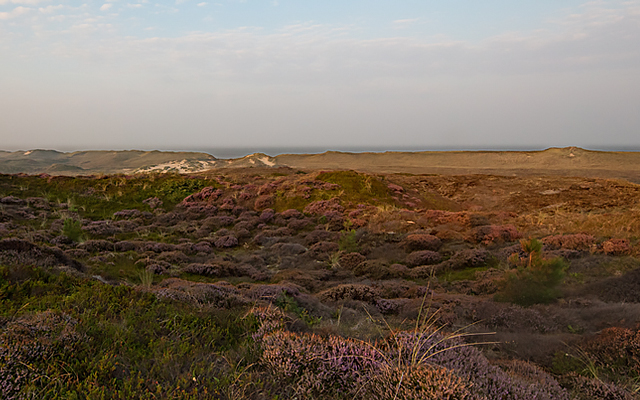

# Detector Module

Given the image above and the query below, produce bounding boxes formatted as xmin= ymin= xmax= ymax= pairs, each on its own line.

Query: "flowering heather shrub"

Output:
xmin=387 ymin=331 xmax=570 ymax=400
xmin=271 ymin=226 xmax=295 ymax=237
xmin=249 ymin=305 xmax=288 ymax=340
xmin=238 ymin=190 xmax=256 ymax=201
xmin=114 ymin=219 xmax=139 ymax=233
xmin=183 ymin=262 xmax=265 ymax=280
xmin=303 ymin=198 xmax=345 ymax=216
xmin=157 ymin=250 xmax=190 ymax=265
xmin=602 ymin=238 xmax=632 ymax=255
xmin=0 ymin=195 xmax=25 ymax=205
xmin=234 ymin=219 xmax=258 ymax=232
xmin=155 ymin=278 xmax=248 ymax=307
xmin=582 ymin=327 xmax=640 ymax=377
xmin=542 ymin=233 xmax=595 ymax=251
xmin=564 ymin=374 xmax=635 ymax=400
xmin=444 ymin=249 xmax=492 ymax=270
xmin=409 ymin=265 xmax=438 ymax=279
xmin=271 ymin=242 xmax=307 ymax=256
xmin=403 ymin=233 xmax=443 ymax=252
xmin=219 ymin=197 xmax=236 ymax=211
xmin=138 ymin=241 xmax=175 ymax=253
xmin=0 ymin=311 xmax=84 ymax=400
xmin=305 ymin=229 xmax=339 ymax=245
xmin=254 ymin=194 xmax=275 ymax=210
xmin=353 ymin=260 xmax=396 ymax=280
xmin=155 ymin=211 xmax=185 ymax=226
xmin=406 ymin=250 xmax=443 ymax=267
xmin=364 ymin=365 xmax=473 ymax=400
xmin=146 ymin=262 xmax=170 ymax=274
xmin=375 ymin=298 xmax=410 ymax=315
xmin=258 ymin=182 xmax=278 ymax=195
xmin=182 ymin=263 xmax=222 ymax=276
xmin=260 ymin=330 xmax=382 ymax=398
xmin=204 ymin=215 xmax=236 ymax=229
xmin=326 ymin=212 xmax=347 ymax=231
xmin=317 ymin=284 xmax=381 ymax=303
xmin=486 ymin=305 xmax=560 ymax=333
xmin=113 ymin=209 xmax=142 ymax=219
xmin=255 ymin=313 xmax=569 ymax=400
xmin=182 ymin=202 xmax=218 ymax=217
xmin=82 ymin=220 xmax=121 ymax=237
xmin=339 ymin=252 xmax=367 ymax=269
xmin=309 ymin=241 xmax=340 ymax=261
xmin=79 ymin=239 xmax=114 ymax=253
xmin=0 ymin=239 xmax=83 ymax=271
xmin=180 ymin=187 xmax=222 ymax=205
xmin=470 ymin=224 xmax=520 ymax=245
xmin=287 ymin=218 xmax=314 ymax=231
xmin=214 ymin=235 xmax=239 ymax=249
xmin=349 ymin=218 xmax=368 ymax=229
xmin=280 ymin=208 xmax=304 ymax=219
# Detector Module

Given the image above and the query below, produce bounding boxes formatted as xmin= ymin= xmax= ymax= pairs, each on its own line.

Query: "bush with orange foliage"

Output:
xmin=602 ymin=239 xmax=632 ymax=255
xmin=542 ymin=234 xmax=595 ymax=251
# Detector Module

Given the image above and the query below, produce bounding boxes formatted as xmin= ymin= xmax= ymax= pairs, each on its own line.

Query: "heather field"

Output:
xmin=1 ymin=168 xmax=640 ymax=399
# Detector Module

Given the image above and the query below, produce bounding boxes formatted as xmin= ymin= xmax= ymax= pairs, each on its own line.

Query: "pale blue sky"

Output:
xmin=1 ymin=0 xmax=639 ymax=152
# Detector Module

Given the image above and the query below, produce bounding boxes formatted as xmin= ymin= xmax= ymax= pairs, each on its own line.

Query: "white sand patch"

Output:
xmin=135 ymin=159 xmax=216 ymax=173
xmin=258 ymin=156 xmax=275 ymax=166
xmin=24 ymin=151 xmax=32 ymax=155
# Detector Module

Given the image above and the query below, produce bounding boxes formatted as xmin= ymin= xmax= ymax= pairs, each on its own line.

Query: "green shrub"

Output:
xmin=338 ymin=229 xmax=359 ymax=253
xmin=62 ymin=218 xmax=83 ymax=242
xmin=496 ymin=238 xmax=568 ymax=306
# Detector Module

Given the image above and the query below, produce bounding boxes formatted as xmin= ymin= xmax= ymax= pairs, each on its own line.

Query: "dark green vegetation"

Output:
xmin=0 ymin=173 xmax=218 ymax=220
xmin=496 ymin=238 xmax=568 ymax=306
xmin=1 ymin=169 xmax=640 ymax=399
xmin=1 ymin=264 xmax=257 ymax=399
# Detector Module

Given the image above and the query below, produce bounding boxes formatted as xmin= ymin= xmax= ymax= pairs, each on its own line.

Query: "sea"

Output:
xmin=170 ymin=146 xmax=640 ymax=160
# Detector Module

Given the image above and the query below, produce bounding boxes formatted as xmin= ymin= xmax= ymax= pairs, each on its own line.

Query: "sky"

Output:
xmin=1 ymin=0 xmax=639 ymax=154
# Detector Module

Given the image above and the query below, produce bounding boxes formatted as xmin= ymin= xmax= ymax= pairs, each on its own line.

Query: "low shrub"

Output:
xmin=403 ymin=233 xmax=442 ymax=252
xmin=496 ymin=238 xmax=568 ymax=306
xmin=542 ymin=233 xmax=595 ymax=251
xmin=602 ymin=238 xmax=632 ymax=255
xmin=406 ymin=250 xmax=442 ymax=267
xmin=62 ymin=218 xmax=83 ymax=242
xmin=317 ymin=284 xmax=381 ymax=303
xmin=363 ymin=365 xmax=473 ymax=399
xmin=470 ymin=224 xmax=520 ymax=245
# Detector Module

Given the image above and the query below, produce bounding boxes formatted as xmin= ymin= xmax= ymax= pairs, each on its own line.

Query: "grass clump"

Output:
xmin=316 ymin=170 xmax=392 ymax=205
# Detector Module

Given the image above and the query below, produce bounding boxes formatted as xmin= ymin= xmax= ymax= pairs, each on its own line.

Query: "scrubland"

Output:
xmin=1 ymin=168 xmax=639 ymax=399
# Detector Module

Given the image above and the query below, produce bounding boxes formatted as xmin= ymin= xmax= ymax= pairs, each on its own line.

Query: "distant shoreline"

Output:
xmin=5 ymin=146 xmax=640 ymax=160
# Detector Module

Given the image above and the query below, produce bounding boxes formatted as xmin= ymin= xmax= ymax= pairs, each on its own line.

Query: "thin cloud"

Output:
xmin=0 ymin=0 xmax=48 ymax=4
xmin=100 ymin=3 xmax=113 ymax=11
xmin=392 ymin=18 xmax=419 ymax=28
xmin=0 ymin=6 xmax=30 ymax=19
